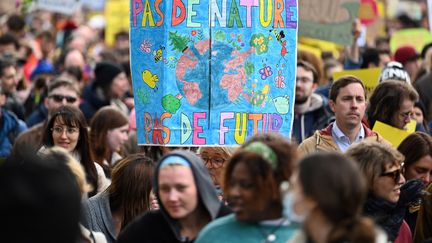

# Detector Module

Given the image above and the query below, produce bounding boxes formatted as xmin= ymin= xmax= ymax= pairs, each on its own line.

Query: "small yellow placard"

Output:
xmin=333 ymin=67 xmax=382 ymax=99
xmin=372 ymin=120 xmax=416 ymax=147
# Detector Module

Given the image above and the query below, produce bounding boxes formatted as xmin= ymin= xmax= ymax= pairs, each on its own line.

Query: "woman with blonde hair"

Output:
xmin=197 ymin=146 xmax=236 ymax=199
xmin=41 ymin=147 xmax=107 ymax=243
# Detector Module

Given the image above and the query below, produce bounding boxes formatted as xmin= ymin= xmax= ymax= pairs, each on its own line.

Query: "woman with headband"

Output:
xmin=196 ymin=133 xmax=298 ymax=243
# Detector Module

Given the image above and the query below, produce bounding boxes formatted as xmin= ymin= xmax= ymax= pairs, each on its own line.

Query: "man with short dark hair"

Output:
xmin=292 ymin=60 xmax=333 ymax=143
xmin=0 ymin=59 xmax=25 ymax=120
xmin=298 ymin=76 xmax=386 ymax=156
xmin=13 ymin=79 xmax=80 ymax=154
xmin=0 ymin=33 xmax=20 ymax=60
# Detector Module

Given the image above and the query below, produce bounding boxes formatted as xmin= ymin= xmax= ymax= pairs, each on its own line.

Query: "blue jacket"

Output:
xmin=26 ymin=103 xmax=48 ymax=128
xmin=0 ymin=108 xmax=27 ymax=157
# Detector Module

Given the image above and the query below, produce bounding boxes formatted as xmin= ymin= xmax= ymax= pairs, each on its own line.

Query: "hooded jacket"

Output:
xmin=292 ymin=93 xmax=334 ymax=143
xmin=298 ymin=122 xmax=386 ymax=157
xmin=117 ymin=150 xmax=231 ymax=243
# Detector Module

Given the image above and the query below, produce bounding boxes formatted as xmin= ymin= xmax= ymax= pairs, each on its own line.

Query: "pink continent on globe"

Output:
xmin=220 ymin=48 xmax=255 ymax=101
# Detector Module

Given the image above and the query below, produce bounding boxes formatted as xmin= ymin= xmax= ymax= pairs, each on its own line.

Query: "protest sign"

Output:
xmin=372 ymin=120 xmax=416 ymax=147
xmin=358 ymin=0 xmax=378 ymax=26
xmin=299 ymin=37 xmax=341 ymax=59
xmin=82 ymin=0 xmax=106 ymax=11
xmin=130 ymin=0 xmax=298 ymax=146
xmin=105 ymin=0 xmax=130 ymax=46
xmin=390 ymin=28 xmax=432 ymax=54
xmin=365 ymin=0 xmax=385 ymax=45
xmin=298 ymin=0 xmax=360 ymax=46
xmin=34 ymin=0 xmax=81 ymax=15
xmin=333 ymin=67 xmax=381 ymax=98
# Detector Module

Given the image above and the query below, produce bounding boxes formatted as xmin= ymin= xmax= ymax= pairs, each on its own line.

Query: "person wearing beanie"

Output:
xmin=394 ymin=46 xmax=420 ymax=81
xmin=80 ymin=61 xmax=130 ymax=121
xmin=379 ymin=61 xmax=411 ymax=83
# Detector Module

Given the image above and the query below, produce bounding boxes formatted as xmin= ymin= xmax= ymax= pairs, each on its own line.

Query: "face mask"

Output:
xmin=282 ymin=190 xmax=305 ymax=224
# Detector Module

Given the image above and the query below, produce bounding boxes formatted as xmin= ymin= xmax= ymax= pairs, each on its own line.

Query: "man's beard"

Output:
xmin=295 ymin=95 xmax=309 ymax=105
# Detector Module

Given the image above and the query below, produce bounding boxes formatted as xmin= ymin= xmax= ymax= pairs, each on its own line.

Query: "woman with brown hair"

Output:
xmin=397 ymin=132 xmax=432 ymax=235
xmin=367 ymin=80 xmax=419 ymax=130
xmin=89 ymin=106 xmax=129 ymax=177
xmin=82 ymin=153 xmax=156 ymax=243
xmin=196 ymin=133 xmax=298 ymax=243
xmin=346 ymin=141 xmax=422 ymax=242
xmin=41 ymin=105 xmax=108 ymax=196
xmin=285 ymin=152 xmax=386 ymax=243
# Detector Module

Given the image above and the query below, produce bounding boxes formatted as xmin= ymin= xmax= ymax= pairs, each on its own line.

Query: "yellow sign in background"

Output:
xmin=105 ymin=0 xmax=130 ymax=46
xmin=333 ymin=67 xmax=382 ymax=99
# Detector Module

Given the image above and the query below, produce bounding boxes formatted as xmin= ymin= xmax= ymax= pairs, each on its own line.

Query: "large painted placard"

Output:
xmin=130 ymin=0 xmax=298 ymax=146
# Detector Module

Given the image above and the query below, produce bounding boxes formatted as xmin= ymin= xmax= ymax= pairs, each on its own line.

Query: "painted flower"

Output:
xmin=253 ymin=37 xmax=260 ymax=45
xmin=191 ymin=30 xmax=197 ymax=36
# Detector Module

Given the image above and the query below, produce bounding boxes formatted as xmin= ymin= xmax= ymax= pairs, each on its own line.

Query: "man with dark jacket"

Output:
xmin=292 ymin=60 xmax=333 ymax=143
xmin=12 ymin=79 xmax=79 ymax=154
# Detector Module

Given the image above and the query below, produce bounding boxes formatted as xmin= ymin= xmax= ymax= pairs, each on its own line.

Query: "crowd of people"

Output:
xmin=1 ymin=2 xmax=432 ymax=243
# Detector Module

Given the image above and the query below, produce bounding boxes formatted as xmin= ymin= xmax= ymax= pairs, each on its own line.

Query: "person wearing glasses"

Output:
xmin=197 ymin=146 xmax=236 ymax=200
xmin=40 ymin=105 xmax=109 ymax=197
xmin=347 ymin=141 xmax=423 ymax=242
xmin=367 ymin=80 xmax=420 ymax=131
xmin=26 ymin=78 xmax=80 ymax=127
xmin=13 ymin=79 xmax=80 ymax=154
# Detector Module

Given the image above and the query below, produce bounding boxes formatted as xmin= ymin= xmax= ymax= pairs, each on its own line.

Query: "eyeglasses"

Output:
xmin=296 ymin=77 xmax=313 ymax=84
xmin=201 ymin=156 xmax=226 ymax=168
xmin=380 ymin=169 xmax=402 ymax=184
xmin=49 ymin=94 xmax=78 ymax=103
xmin=399 ymin=111 xmax=413 ymax=120
xmin=51 ymin=126 xmax=79 ymax=136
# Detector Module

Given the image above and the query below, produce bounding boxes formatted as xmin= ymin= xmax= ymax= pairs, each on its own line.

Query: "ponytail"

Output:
xmin=327 ymin=217 xmax=376 ymax=243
